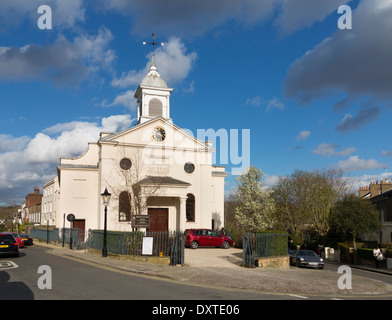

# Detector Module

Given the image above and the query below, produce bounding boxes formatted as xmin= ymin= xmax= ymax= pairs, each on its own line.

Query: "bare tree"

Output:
xmin=103 ymin=146 xmax=164 ymax=227
xmin=273 ymin=174 xmax=310 ymax=241
xmin=273 ymin=168 xmax=348 ymax=243
xmin=306 ymin=169 xmax=347 ymax=240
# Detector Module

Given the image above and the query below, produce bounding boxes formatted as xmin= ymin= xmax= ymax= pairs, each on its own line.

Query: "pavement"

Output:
xmin=34 ymin=241 xmax=392 ymax=298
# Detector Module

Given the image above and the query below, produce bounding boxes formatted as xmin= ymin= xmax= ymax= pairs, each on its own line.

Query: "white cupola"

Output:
xmin=134 ymin=53 xmax=173 ymax=125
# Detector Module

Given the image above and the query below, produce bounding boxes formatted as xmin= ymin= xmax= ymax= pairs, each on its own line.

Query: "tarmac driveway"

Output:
xmin=184 ymin=247 xmax=243 ymax=268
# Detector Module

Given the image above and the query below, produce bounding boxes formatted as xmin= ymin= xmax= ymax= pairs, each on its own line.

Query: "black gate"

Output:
xmin=243 ymin=234 xmax=255 ymax=268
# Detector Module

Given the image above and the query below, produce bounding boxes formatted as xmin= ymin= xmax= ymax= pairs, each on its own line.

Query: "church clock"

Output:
xmin=152 ymin=127 xmax=166 ymax=142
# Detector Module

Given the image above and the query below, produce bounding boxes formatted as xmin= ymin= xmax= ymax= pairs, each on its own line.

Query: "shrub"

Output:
xmin=357 ymin=248 xmax=374 ymax=260
xmin=254 ymin=230 xmax=288 ymax=257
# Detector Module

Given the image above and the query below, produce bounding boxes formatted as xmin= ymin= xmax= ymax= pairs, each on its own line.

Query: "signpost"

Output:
xmin=67 ymin=214 xmax=75 ymax=250
xmin=132 ymin=215 xmax=150 ymax=229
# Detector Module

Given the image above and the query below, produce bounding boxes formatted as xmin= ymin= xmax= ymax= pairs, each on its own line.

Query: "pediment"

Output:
xmin=100 ymin=117 xmax=213 ymax=152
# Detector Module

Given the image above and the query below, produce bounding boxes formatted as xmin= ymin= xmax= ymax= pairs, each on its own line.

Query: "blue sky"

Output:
xmin=0 ymin=0 xmax=392 ymax=204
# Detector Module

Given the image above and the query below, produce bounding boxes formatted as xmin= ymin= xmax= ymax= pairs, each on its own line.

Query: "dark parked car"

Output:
xmin=185 ymin=229 xmax=233 ymax=249
xmin=0 ymin=232 xmax=20 ymax=257
xmin=290 ymin=250 xmax=324 ymax=269
xmin=20 ymin=234 xmax=33 ymax=246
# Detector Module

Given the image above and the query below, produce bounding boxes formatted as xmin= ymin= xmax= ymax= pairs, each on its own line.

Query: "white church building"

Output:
xmin=46 ymin=54 xmax=226 ymax=234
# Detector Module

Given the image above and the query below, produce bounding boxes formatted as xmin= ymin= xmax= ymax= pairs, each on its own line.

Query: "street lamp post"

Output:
xmin=101 ymin=187 xmax=111 ymax=258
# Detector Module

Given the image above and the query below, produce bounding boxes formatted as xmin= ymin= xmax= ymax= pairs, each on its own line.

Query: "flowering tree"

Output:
xmin=234 ymin=166 xmax=276 ymax=233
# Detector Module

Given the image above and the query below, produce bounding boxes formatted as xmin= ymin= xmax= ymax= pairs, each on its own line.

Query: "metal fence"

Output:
xmin=30 ymin=228 xmax=82 ymax=247
xmin=86 ymin=229 xmax=184 ymax=265
xmin=243 ymin=232 xmax=288 ymax=268
xmin=31 ymin=228 xmax=185 ymax=265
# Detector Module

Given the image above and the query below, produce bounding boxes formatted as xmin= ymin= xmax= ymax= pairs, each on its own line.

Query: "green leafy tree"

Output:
xmin=234 ymin=166 xmax=276 ymax=233
xmin=330 ymin=194 xmax=380 ymax=249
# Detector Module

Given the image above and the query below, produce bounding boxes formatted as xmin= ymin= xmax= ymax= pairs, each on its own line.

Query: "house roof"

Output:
xmin=138 ymin=176 xmax=191 ymax=186
xmin=371 ymin=187 xmax=392 ymax=201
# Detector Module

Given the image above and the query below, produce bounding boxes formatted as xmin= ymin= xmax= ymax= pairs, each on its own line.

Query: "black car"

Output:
xmin=20 ymin=233 xmax=33 ymax=246
xmin=290 ymin=250 xmax=324 ymax=269
xmin=0 ymin=232 xmax=19 ymax=257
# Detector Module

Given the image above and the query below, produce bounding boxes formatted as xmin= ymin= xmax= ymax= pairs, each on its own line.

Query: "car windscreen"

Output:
xmin=0 ymin=234 xmax=16 ymax=242
xmin=297 ymin=251 xmax=316 ymax=256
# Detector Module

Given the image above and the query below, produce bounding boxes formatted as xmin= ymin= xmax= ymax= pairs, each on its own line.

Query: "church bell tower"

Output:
xmin=134 ymin=35 xmax=173 ymax=125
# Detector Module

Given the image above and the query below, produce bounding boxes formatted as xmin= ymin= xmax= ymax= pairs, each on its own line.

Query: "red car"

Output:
xmin=185 ymin=229 xmax=233 ymax=249
xmin=11 ymin=232 xmax=24 ymax=248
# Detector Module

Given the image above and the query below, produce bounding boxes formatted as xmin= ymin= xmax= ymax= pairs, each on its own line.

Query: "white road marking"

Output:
xmin=0 ymin=261 xmax=18 ymax=270
xmin=288 ymin=294 xmax=309 ymax=299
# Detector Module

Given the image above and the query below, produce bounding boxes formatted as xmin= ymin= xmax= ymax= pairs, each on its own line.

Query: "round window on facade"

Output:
xmin=120 ymin=158 xmax=132 ymax=170
xmin=184 ymin=162 xmax=195 ymax=174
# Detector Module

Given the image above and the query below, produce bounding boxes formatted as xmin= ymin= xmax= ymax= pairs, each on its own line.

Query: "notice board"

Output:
xmin=142 ymin=237 xmax=153 ymax=255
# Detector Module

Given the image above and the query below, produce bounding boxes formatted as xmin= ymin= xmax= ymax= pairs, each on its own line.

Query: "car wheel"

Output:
xmin=221 ymin=241 xmax=230 ymax=249
xmin=190 ymin=241 xmax=199 ymax=249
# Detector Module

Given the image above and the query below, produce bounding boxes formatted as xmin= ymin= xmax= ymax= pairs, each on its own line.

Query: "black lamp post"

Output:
xmin=101 ymin=187 xmax=111 ymax=257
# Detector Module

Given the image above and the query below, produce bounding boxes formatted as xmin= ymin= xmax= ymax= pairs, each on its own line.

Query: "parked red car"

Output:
xmin=185 ymin=229 xmax=233 ymax=249
xmin=11 ymin=232 xmax=24 ymax=249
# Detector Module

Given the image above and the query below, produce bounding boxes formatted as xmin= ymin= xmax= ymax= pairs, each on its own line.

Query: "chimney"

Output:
xmin=34 ymin=187 xmax=40 ymax=194
xmin=369 ymin=181 xmax=381 ymax=198
xmin=381 ymin=177 xmax=392 ymax=194
xmin=358 ymin=186 xmax=370 ymax=198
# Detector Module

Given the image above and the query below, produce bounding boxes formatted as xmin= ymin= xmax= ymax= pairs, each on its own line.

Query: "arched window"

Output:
xmin=186 ymin=193 xmax=195 ymax=222
xmin=119 ymin=191 xmax=131 ymax=222
xmin=149 ymin=98 xmax=163 ymax=117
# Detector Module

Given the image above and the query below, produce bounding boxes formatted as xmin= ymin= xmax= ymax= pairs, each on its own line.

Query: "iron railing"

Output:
xmin=30 ymin=228 xmax=82 ymax=247
xmin=31 ymin=228 xmax=185 ymax=265
xmin=243 ymin=232 xmax=288 ymax=268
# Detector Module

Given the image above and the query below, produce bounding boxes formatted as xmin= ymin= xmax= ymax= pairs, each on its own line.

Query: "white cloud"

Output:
xmin=313 ymin=143 xmax=356 ymax=157
xmin=335 ymin=107 xmax=381 ymax=132
xmin=0 ymin=27 xmax=114 ymax=85
xmin=0 ymin=134 xmax=30 ymax=152
xmin=266 ymin=97 xmax=284 ymax=111
xmin=337 ymin=156 xmax=389 ymax=171
xmin=275 ymin=0 xmax=353 ymax=35
xmin=284 ymin=0 xmax=392 ymax=106
xmin=245 ymin=96 xmax=284 ymax=111
xmin=345 ymin=172 xmax=392 ymax=193
xmin=0 ymin=0 xmax=85 ymax=29
xmin=0 ymin=115 xmax=133 ymax=203
xmin=296 ymin=131 xmax=310 ymax=141
xmin=381 ymin=150 xmax=392 ymax=157
xmin=108 ymin=38 xmax=197 ymax=109
xmin=245 ymin=96 xmax=262 ymax=107
xmin=102 ymin=90 xmax=137 ymax=111
xmin=112 ymin=37 xmax=197 ymax=89
xmin=263 ymin=174 xmax=280 ymax=189
xmin=25 ymin=114 xmax=134 ymax=163
xmin=101 ymin=0 xmax=279 ymax=36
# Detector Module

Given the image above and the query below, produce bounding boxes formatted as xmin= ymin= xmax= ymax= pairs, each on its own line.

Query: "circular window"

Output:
xmin=120 ymin=158 xmax=132 ymax=170
xmin=184 ymin=162 xmax=195 ymax=174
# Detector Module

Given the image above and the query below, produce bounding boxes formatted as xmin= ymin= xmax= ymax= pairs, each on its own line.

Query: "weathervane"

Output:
xmin=143 ymin=33 xmax=164 ymax=54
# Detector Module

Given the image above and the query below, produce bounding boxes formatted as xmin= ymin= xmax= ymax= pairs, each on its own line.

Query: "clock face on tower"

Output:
xmin=152 ymin=127 xmax=166 ymax=142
